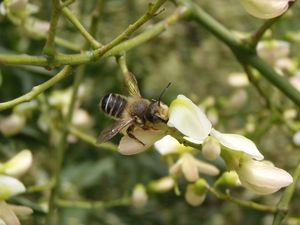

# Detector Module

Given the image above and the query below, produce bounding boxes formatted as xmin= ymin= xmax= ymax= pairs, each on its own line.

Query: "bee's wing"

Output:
xmin=96 ymin=118 xmax=135 ymax=144
xmin=124 ymin=72 xmax=141 ymax=97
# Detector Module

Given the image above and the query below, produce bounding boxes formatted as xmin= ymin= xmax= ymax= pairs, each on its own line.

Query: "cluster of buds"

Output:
xmin=0 ymin=150 xmax=33 ymax=225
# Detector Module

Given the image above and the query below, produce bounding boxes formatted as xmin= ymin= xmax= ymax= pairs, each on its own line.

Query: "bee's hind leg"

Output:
xmin=127 ymin=125 xmax=145 ymax=146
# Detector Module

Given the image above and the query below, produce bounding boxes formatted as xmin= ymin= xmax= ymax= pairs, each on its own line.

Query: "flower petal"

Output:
xmin=210 ymin=128 xmax=264 ymax=160
xmin=168 ymin=95 xmax=212 ymax=142
xmin=195 ymin=160 xmax=220 ymax=176
xmin=118 ymin=128 xmax=165 ymax=155
xmin=0 ymin=201 xmax=21 ymax=225
xmin=154 ymin=135 xmax=181 ymax=155
xmin=240 ymin=0 xmax=293 ymax=19
xmin=237 ymin=160 xmax=293 ymax=195
xmin=181 ymin=153 xmax=199 ymax=182
xmin=0 ymin=175 xmax=25 ymax=200
xmin=1 ymin=150 xmax=32 ymax=177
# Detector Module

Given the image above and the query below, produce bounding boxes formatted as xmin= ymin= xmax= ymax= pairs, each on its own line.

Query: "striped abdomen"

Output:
xmin=100 ymin=93 xmax=127 ymax=118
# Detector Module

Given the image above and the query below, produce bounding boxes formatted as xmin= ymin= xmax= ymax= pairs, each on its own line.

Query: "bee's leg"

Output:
xmin=127 ymin=125 xmax=145 ymax=146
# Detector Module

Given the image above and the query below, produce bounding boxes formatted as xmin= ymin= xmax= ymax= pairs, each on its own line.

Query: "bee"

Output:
xmin=97 ymin=72 xmax=169 ymax=145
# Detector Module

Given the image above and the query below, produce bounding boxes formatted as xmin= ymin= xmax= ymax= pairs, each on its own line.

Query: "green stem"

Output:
xmin=103 ymin=7 xmax=190 ymax=58
xmin=272 ymin=160 xmax=300 ymax=225
xmin=208 ymin=187 xmax=276 ymax=213
xmin=0 ymin=66 xmax=73 ymax=111
xmin=62 ymin=7 xmax=102 ymax=49
xmin=177 ymin=0 xmax=300 ymax=107
xmin=94 ymin=0 xmax=168 ymax=57
xmin=46 ymin=65 xmax=84 ymax=225
xmin=56 ymin=197 xmax=131 ymax=209
xmin=23 ymin=23 xmax=81 ymax=52
xmin=242 ymin=64 xmax=272 ymax=109
xmin=43 ymin=0 xmax=61 ymax=56
xmin=0 ymin=7 xmax=188 ymax=67
xmin=249 ymin=18 xmax=279 ymax=48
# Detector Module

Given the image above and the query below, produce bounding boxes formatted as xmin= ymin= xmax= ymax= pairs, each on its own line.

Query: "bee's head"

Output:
xmin=145 ymin=100 xmax=169 ymax=123
xmin=145 ymin=82 xmax=171 ymax=123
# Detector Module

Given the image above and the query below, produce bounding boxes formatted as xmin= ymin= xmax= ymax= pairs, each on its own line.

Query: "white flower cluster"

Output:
xmin=118 ymin=95 xmax=293 ymax=206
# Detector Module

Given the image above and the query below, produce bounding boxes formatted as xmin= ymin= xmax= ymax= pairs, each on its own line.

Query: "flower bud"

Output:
xmin=240 ymin=0 xmax=294 ymax=19
xmin=0 ymin=150 xmax=32 ymax=177
xmin=215 ymin=171 xmax=241 ymax=187
xmin=202 ymin=137 xmax=221 ymax=161
xmin=149 ymin=177 xmax=174 ymax=193
xmin=185 ymin=182 xmax=207 ymax=207
xmin=0 ymin=175 xmax=25 ymax=200
xmin=169 ymin=153 xmax=219 ymax=182
xmin=257 ymin=40 xmax=290 ymax=65
xmin=0 ymin=114 xmax=26 ymax=136
xmin=72 ymin=108 xmax=93 ymax=129
xmin=293 ymin=131 xmax=300 ymax=146
xmin=227 ymin=73 xmax=249 ymax=88
xmin=236 ymin=159 xmax=293 ymax=195
xmin=132 ymin=184 xmax=148 ymax=208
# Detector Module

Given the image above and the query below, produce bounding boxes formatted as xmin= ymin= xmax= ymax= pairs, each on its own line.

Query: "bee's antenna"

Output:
xmin=158 ymin=82 xmax=171 ymax=106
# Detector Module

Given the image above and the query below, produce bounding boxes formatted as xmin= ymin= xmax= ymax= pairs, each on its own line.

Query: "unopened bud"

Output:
xmin=132 ymin=184 xmax=148 ymax=208
xmin=227 ymin=73 xmax=249 ymax=87
xmin=293 ymin=131 xmax=300 ymax=146
xmin=215 ymin=171 xmax=241 ymax=188
xmin=0 ymin=150 xmax=32 ymax=177
xmin=72 ymin=108 xmax=93 ymax=129
xmin=202 ymin=137 xmax=221 ymax=161
xmin=0 ymin=114 xmax=26 ymax=136
xmin=185 ymin=183 xmax=206 ymax=207
xmin=194 ymin=179 xmax=208 ymax=195
xmin=149 ymin=177 xmax=174 ymax=193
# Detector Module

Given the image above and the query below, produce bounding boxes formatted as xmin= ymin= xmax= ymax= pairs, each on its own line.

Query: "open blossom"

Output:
xmin=237 ymin=159 xmax=293 ymax=195
xmin=168 ymin=95 xmax=263 ymax=160
xmin=168 ymin=94 xmax=293 ymax=194
xmin=240 ymin=0 xmax=294 ymax=19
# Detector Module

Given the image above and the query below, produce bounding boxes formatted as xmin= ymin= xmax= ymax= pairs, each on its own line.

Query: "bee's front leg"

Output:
xmin=127 ymin=125 xmax=145 ymax=146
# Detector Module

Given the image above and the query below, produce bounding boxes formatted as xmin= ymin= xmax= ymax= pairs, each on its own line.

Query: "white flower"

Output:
xmin=168 ymin=95 xmax=264 ymax=160
xmin=240 ymin=0 xmax=294 ymax=19
xmin=170 ymin=153 xmax=219 ymax=182
xmin=168 ymin=95 xmax=212 ymax=142
xmin=236 ymin=159 xmax=293 ymax=195
xmin=0 ymin=150 xmax=32 ymax=177
xmin=0 ymin=175 xmax=25 ymax=200
xmin=118 ymin=128 xmax=166 ymax=155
